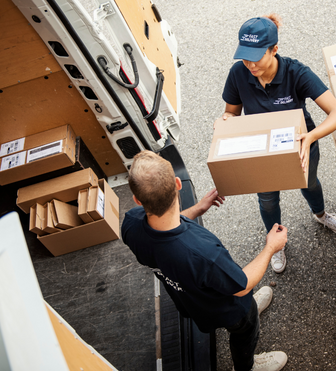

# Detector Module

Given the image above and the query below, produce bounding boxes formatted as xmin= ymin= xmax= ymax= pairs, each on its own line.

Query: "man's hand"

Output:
xmin=265 ymin=223 xmax=288 ymax=254
xmin=180 ymin=188 xmax=225 ymax=220
xmin=197 ymin=188 xmax=225 ymax=216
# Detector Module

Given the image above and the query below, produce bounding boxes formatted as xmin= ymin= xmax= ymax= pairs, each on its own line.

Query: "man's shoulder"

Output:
xmin=121 ymin=206 xmax=145 ymax=236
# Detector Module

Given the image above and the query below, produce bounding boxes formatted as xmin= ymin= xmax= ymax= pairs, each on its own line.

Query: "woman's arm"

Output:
xmin=297 ymin=90 xmax=336 ymax=171
xmin=222 ymin=103 xmax=243 ymax=120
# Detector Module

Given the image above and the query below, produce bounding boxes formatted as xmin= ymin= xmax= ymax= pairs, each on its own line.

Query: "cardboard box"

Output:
xmin=322 ymin=44 xmax=336 ymax=145
xmin=207 ymin=109 xmax=308 ymax=196
xmin=29 ymin=203 xmax=47 ymax=236
xmin=78 ymin=189 xmax=94 ymax=223
xmin=87 ymin=186 xmax=105 ymax=221
xmin=17 ymin=168 xmax=98 ymax=213
xmin=0 ymin=125 xmax=76 ymax=185
xmin=50 ymin=199 xmax=83 ymax=229
xmin=38 ymin=179 xmax=119 ymax=256
xmin=43 ymin=203 xmax=61 ymax=234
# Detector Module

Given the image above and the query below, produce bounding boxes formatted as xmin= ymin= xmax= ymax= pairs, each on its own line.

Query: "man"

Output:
xmin=122 ymin=150 xmax=288 ymax=371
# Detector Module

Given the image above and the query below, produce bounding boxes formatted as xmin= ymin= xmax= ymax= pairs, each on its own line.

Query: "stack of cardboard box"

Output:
xmin=0 ymin=125 xmax=76 ymax=185
xmin=18 ymin=168 xmax=119 ymax=256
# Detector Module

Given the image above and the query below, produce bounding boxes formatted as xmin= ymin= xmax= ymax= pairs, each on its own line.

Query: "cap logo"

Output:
xmin=241 ymin=34 xmax=259 ymax=43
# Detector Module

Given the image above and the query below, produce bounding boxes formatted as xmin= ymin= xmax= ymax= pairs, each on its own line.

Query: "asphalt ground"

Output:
xmin=154 ymin=1 xmax=336 ymax=370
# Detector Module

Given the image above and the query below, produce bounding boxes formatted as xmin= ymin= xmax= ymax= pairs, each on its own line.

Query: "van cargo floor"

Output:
xmin=0 ymin=182 xmax=156 ymax=371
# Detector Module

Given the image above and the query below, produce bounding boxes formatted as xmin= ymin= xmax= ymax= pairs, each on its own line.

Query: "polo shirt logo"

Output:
xmin=152 ymin=268 xmax=185 ymax=292
xmin=273 ymin=95 xmax=294 ymax=105
xmin=241 ymin=34 xmax=259 ymax=43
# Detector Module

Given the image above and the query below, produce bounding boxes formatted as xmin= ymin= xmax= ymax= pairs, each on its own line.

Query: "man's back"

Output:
xmin=122 ymin=206 xmax=252 ymax=332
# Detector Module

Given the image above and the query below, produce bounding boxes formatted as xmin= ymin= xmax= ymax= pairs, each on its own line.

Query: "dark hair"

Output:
xmin=128 ymin=150 xmax=178 ymax=217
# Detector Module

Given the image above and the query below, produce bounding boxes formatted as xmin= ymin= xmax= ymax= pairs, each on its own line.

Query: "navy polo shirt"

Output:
xmin=223 ymin=54 xmax=328 ymax=132
xmin=122 ymin=206 xmax=252 ymax=332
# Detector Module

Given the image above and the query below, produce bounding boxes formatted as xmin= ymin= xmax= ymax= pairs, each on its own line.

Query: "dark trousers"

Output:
xmin=258 ymin=141 xmax=324 ymax=232
xmin=226 ymin=298 xmax=259 ymax=371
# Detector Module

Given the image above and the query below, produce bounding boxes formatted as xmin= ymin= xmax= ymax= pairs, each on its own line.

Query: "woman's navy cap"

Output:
xmin=233 ymin=17 xmax=278 ymax=62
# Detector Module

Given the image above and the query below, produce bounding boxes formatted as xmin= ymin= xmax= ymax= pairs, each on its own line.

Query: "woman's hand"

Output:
xmin=222 ymin=111 xmax=237 ymax=120
xmin=296 ymin=133 xmax=313 ymax=173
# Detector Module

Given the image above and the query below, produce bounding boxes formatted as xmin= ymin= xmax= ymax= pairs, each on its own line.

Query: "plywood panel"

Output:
xmin=47 ymin=306 xmax=117 ymax=371
xmin=0 ymin=0 xmax=62 ymax=89
xmin=0 ymin=70 xmax=125 ymax=176
xmin=114 ymin=0 xmax=178 ymax=112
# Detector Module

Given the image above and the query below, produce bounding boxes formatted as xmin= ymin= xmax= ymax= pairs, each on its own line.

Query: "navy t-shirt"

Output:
xmin=121 ymin=206 xmax=253 ymax=333
xmin=223 ymin=54 xmax=328 ymax=132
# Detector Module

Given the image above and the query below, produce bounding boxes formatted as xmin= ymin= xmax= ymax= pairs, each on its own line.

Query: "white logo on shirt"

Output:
xmin=273 ymin=95 xmax=294 ymax=105
xmin=241 ymin=34 xmax=259 ymax=43
xmin=151 ymin=268 xmax=185 ymax=292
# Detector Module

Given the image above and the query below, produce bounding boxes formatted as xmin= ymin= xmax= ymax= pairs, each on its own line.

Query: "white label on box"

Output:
xmin=0 ymin=138 xmax=25 ymax=157
xmin=0 ymin=151 xmax=26 ymax=171
xmin=97 ymin=188 xmax=105 ymax=218
xmin=217 ymin=134 xmax=267 ymax=156
xmin=269 ymin=127 xmax=295 ymax=152
xmin=26 ymin=140 xmax=63 ymax=163
xmin=331 ymin=55 xmax=336 ymax=75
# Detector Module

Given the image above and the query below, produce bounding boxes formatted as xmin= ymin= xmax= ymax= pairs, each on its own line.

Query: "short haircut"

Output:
xmin=128 ymin=150 xmax=178 ymax=217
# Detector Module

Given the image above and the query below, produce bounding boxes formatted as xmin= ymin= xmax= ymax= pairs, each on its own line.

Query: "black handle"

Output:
xmin=144 ymin=68 xmax=164 ymax=123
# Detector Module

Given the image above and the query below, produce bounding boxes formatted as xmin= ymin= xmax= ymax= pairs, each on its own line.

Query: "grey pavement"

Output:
xmin=154 ymin=1 xmax=336 ymax=370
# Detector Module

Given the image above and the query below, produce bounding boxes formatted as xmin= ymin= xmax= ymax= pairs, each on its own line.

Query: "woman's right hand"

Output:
xmin=222 ymin=112 xmax=237 ymax=120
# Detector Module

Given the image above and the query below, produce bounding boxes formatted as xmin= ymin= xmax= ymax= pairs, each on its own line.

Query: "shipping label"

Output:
xmin=97 ymin=188 xmax=105 ymax=218
xmin=0 ymin=151 xmax=26 ymax=171
xmin=331 ymin=55 xmax=336 ymax=76
xmin=26 ymin=140 xmax=63 ymax=163
xmin=217 ymin=134 xmax=267 ymax=156
xmin=0 ymin=138 xmax=25 ymax=157
xmin=269 ymin=127 xmax=295 ymax=152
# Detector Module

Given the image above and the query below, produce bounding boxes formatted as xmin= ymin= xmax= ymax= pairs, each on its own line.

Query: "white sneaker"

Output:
xmin=313 ymin=212 xmax=336 ymax=233
xmin=252 ymin=351 xmax=287 ymax=370
xmin=271 ymin=248 xmax=286 ymax=273
xmin=232 ymin=351 xmax=287 ymax=371
xmin=253 ymin=286 xmax=273 ymax=315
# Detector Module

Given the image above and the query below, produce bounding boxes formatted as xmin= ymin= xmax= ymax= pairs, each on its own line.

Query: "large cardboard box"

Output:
xmin=207 ymin=109 xmax=308 ymax=196
xmin=17 ymin=168 xmax=98 ymax=213
xmin=322 ymin=44 xmax=336 ymax=145
xmin=0 ymin=125 xmax=76 ymax=185
xmin=37 ymin=179 xmax=119 ymax=256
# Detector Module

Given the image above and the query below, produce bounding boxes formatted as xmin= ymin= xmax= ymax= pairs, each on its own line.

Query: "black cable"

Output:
xmin=98 ymin=43 xmax=139 ymax=89
xmin=45 ymin=0 xmax=152 ymax=150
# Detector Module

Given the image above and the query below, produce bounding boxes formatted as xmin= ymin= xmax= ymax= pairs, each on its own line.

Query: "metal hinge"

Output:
xmin=93 ymin=2 xmax=115 ymax=23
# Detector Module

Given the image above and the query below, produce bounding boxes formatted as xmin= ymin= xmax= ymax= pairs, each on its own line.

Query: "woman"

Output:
xmin=222 ymin=14 xmax=336 ymax=274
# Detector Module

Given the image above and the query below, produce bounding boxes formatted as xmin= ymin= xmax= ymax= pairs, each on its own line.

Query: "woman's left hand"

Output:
xmin=296 ymin=133 xmax=312 ymax=173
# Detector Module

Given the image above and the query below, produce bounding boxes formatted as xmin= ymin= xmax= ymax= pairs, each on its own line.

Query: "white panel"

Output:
xmin=0 ymin=212 xmax=69 ymax=371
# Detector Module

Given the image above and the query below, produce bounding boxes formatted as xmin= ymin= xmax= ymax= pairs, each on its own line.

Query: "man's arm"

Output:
xmin=180 ymin=189 xmax=225 ymax=220
xmin=234 ymin=224 xmax=288 ymax=297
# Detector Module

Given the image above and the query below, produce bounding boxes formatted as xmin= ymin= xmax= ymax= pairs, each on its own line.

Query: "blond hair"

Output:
xmin=128 ymin=150 xmax=178 ymax=217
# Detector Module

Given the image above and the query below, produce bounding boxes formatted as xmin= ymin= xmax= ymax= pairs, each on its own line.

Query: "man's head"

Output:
xmin=128 ymin=150 xmax=179 ymax=217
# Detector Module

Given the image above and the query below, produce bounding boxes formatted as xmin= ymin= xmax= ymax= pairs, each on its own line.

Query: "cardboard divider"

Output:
xmin=78 ymin=189 xmax=94 ymax=224
xmin=29 ymin=203 xmax=47 ymax=236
